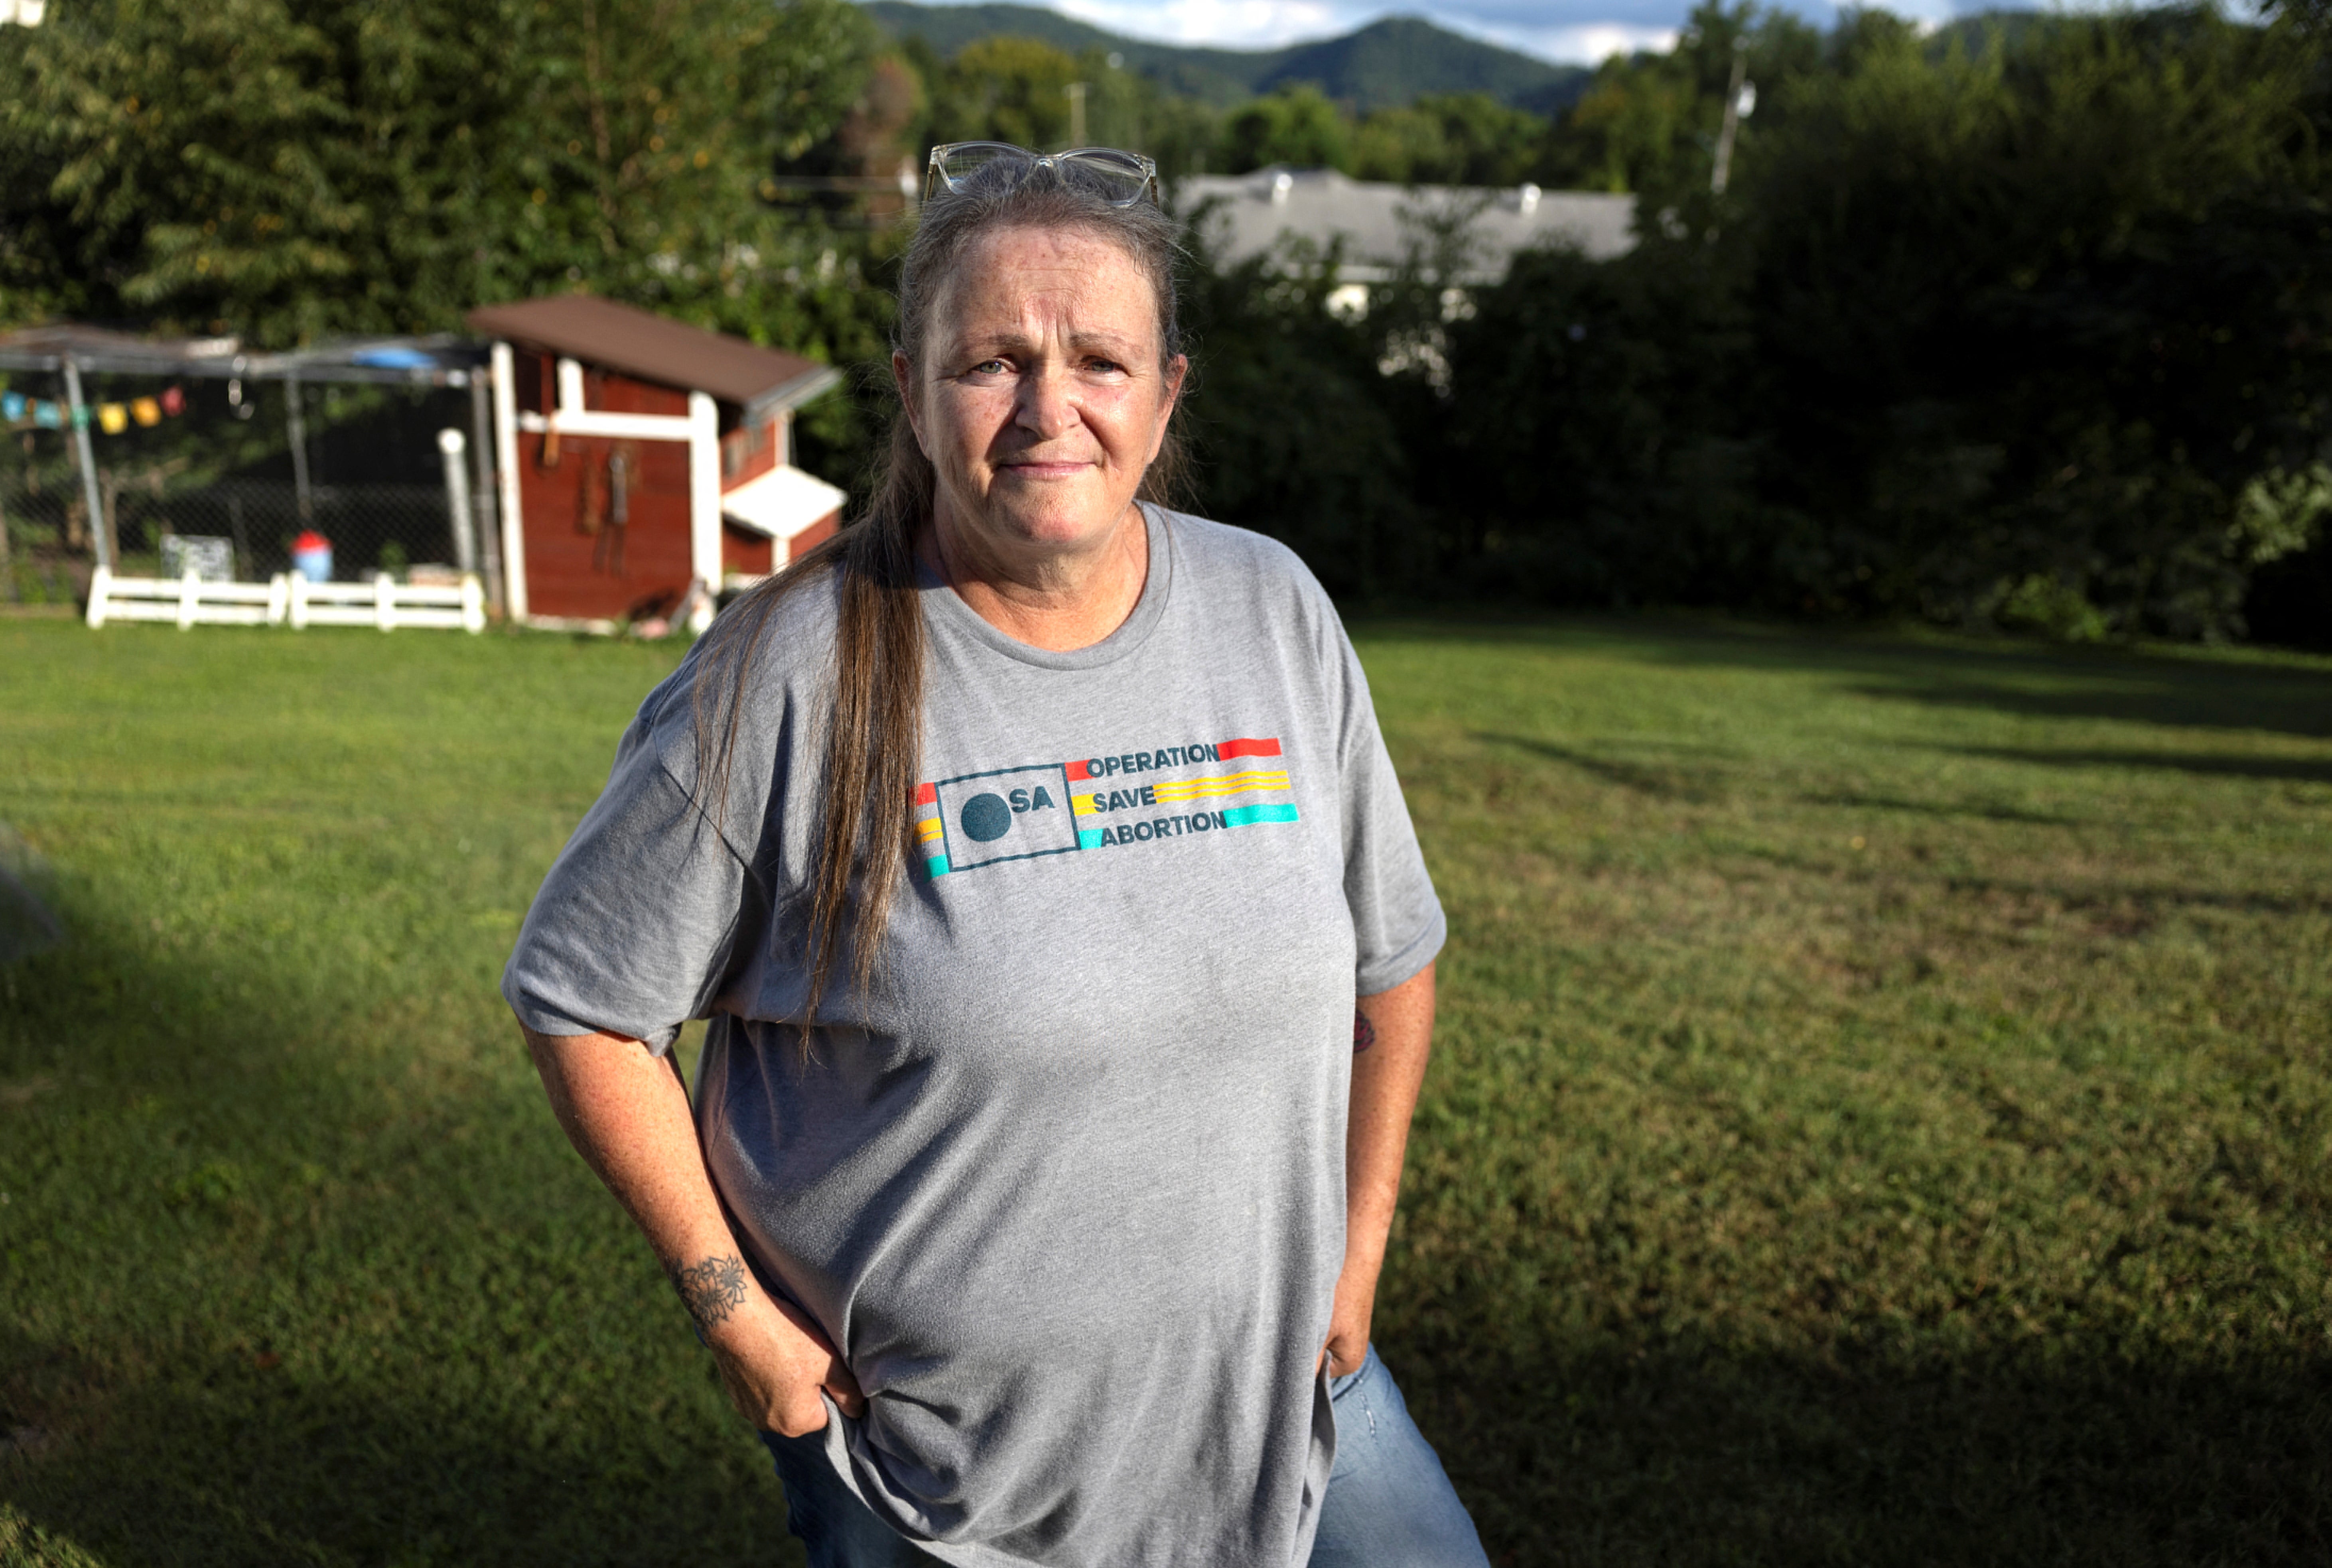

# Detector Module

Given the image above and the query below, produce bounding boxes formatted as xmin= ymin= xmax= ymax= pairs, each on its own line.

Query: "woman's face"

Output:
xmin=900 ymin=225 xmax=1186 ymax=573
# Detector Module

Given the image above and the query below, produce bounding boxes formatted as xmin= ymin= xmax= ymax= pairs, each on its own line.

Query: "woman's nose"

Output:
xmin=1014 ymin=366 xmax=1079 ymax=439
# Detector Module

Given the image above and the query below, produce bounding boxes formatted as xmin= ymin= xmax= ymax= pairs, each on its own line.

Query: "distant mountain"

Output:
xmin=1924 ymin=9 xmax=2063 ymax=59
xmin=860 ymin=3 xmax=1592 ymax=114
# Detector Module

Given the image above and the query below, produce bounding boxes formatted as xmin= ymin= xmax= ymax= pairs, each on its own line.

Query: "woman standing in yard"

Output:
xmin=503 ymin=144 xmax=1484 ymax=1568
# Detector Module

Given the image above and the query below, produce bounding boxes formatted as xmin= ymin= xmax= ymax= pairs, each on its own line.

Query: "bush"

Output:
xmin=1431 ymin=4 xmax=2332 ymax=638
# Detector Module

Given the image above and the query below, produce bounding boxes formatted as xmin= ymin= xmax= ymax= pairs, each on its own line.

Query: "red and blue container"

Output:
xmin=291 ymin=530 xmax=333 ymax=583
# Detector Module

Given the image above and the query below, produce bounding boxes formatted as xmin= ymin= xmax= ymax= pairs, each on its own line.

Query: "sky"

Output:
xmin=1018 ymin=0 xmax=2059 ymax=64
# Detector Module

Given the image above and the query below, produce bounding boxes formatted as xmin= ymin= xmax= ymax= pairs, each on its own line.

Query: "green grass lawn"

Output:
xmin=2 ymin=615 xmax=2326 ymax=1566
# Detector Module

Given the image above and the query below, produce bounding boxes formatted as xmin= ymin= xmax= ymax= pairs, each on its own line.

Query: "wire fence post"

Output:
xmin=437 ymin=427 xmax=477 ymax=575
xmin=285 ymin=371 xmax=312 ymax=521
xmin=0 ymin=475 xmax=14 ymax=601
xmin=468 ymin=370 xmax=504 ymax=614
xmin=227 ymin=493 xmax=251 ymax=578
xmin=61 ymin=355 xmax=109 ymax=571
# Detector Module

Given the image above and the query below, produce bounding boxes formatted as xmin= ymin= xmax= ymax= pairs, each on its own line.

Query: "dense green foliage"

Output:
xmin=0 ymin=0 xmax=923 ymax=501
xmin=2 ymin=618 xmax=2326 ymax=1563
xmin=893 ymin=32 xmax=1218 ymax=184
xmin=1175 ymin=5 xmax=2332 ymax=644
xmin=0 ymin=0 xmax=898 ymax=459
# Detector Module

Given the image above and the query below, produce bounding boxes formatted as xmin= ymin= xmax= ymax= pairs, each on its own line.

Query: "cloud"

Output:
xmin=1050 ymin=0 xmax=1351 ymax=49
xmin=956 ymin=0 xmax=2116 ymax=66
xmin=1047 ymin=0 xmax=1691 ymax=59
xmin=1454 ymin=20 xmax=1681 ymax=63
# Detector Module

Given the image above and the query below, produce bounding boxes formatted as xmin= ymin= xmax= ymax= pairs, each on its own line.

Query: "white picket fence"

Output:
xmin=85 ymin=565 xmax=486 ymax=633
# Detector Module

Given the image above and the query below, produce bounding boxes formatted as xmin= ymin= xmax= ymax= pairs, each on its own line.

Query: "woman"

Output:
xmin=504 ymin=143 xmax=1487 ymax=1567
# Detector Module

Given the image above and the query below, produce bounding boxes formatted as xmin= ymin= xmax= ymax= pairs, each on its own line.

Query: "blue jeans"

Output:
xmin=759 ymin=1344 xmax=1490 ymax=1566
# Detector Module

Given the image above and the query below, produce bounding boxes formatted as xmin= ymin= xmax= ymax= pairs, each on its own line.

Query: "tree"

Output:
xmin=1352 ymin=94 xmax=1545 ymax=185
xmin=1448 ymin=4 xmax=2332 ymax=638
xmin=1534 ymin=2 xmax=1821 ymax=203
xmin=927 ymin=36 xmax=1081 ymax=152
xmin=0 ymin=0 xmax=895 ymax=356
xmin=1221 ymin=85 xmax=1349 ymax=173
xmin=1735 ymin=7 xmax=2332 ymax=635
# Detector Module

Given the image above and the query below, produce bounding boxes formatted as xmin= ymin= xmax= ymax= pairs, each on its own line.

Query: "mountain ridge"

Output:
xmin=859 ymin=3 xmax=1593 ymax=113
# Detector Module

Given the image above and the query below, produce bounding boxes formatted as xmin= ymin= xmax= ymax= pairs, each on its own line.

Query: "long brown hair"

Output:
xmin=693 ymin=165 xmax=1189 ymax=1035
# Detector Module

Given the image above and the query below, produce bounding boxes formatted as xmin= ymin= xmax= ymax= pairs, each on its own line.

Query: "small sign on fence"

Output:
xmin=159 ymin=534 xmax=235 ymax=582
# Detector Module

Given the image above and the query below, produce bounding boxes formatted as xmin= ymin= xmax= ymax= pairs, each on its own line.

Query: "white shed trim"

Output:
xmin=721 ymin=463 xmax=847 ymax=543
xmin=688 ymin=391 xmax=721 ymax=632
xmin=489 ymin=341 xmax=527 ymax=621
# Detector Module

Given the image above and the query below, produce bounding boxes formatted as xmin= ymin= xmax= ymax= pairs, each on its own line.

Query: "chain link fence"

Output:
xmin=2 ymin=366 xmax=486 ymax=607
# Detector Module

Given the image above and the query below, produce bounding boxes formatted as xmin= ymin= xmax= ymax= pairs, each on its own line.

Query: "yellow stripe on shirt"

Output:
xmin=1075 ymin=770 xmax=1292 ymax=813
xmin=1152 ymin=769 xmax=1291 ymax=804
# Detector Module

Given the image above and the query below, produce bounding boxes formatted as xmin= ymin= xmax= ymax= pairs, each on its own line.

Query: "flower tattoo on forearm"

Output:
xmin=1353 ymin=1009 xmax=1376 ymax=1054
xmin=671 ymin=1253 xmax=749 ymax=1339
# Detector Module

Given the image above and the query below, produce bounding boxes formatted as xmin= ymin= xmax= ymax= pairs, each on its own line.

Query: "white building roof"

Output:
xmin=721 ymin=463 xmax=847 ymax=542
xmin=1176 ymin=168 xmax=1636 ymax=281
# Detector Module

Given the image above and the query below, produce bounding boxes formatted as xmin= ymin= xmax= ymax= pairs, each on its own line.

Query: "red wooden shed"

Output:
xmin=467 ymin=294 xmax=845 ymax=631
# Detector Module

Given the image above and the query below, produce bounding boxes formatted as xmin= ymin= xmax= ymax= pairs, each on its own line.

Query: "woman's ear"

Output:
xmin=893 ymin=351 xmax=928 ymax=455
xmin=1146 ymin=354 xmax=1190 ymax=467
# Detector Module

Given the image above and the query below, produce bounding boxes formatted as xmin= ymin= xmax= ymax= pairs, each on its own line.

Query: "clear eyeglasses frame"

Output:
xmin=923 ymin=142 xmax=1161 ymax=209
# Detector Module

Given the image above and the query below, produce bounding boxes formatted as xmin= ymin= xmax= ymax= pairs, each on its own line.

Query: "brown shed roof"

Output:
xmin=465 ymin=294 xmax=837 ymax=414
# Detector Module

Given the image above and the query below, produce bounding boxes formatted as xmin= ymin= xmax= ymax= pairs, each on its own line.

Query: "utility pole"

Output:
xmin=285 ymin=372 xmax=312 ymax=521
xmin=1711 ymin=37 xmax=1754 ymax=196
xmin=1066 ymin=81 xmax=1088 ymax=148
xmin=60 ymin=356 xmax=108 ymax=571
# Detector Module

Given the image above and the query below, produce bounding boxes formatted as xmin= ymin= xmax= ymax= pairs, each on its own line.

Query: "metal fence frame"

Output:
xmin=0 ymin=329 xmax=505 ymax=614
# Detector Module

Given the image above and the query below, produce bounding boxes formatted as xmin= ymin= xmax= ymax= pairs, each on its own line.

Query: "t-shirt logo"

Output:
xmin=915 ymin=737 xmax=1298 ymax=878
xmin=923 ymin=764 xmax=1080 ymax=872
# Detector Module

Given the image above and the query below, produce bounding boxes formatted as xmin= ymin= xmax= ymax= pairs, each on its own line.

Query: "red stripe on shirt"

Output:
xmin=914 ymin=781 xmax=937 ymax=806
xmin=1217 ymin=737 xmax=1282 ymax=760
xmin=1065 ymin=759 xmax=1094 ymax=781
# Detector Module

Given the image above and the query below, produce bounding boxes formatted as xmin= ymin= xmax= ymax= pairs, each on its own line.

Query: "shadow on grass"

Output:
xmin=1475 ymin=734 xmax=1724 ymax=800
xmin=1396 ymin=1334 xmax=2331 ymax=1568
xmin=1845 ymin=669 xmax=2332 ymax=743
xmin=1943 ymin=745 xmax=2332 ymax=786
xmin=1 ymin=1341 xmax=789 ymax=1566
xmin=1928 ymin=871 xmax=2332 ymax=920
xmin=1798 ymin=791 xmax=2080 ymax=825
xmin=0 ymin=882 xmax=795 ymax=1568
xmin=1376 ymin=613 xmax=2332 ymax=742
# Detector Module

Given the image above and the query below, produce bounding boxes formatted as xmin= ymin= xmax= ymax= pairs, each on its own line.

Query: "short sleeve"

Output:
xmin=1326 ymin=617 xmax=1445 ymax=995
xmin=501 ymin=695 xmax=757 ymax=1054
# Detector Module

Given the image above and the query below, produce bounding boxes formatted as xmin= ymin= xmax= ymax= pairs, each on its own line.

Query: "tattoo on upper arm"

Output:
xmin=671 ymin=1253 xmax=749 ymax=1334
xmin=1353 ymin=1009 xmax=1376 ymax=1054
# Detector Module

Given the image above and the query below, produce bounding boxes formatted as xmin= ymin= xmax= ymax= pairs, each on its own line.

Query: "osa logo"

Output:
xmin=957 ymin=783 xmax=1057 ymax=843
xmin=924 ymin=767 xmax=1073 ymax=871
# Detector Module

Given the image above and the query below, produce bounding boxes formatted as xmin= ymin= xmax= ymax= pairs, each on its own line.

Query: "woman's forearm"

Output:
xmin=522 ymin=1026 xmax=755 ymax=1331
xmin=523 ymin=1024 xmax=864 ymax=1433
xmin=1321 ymin=961 xmax=1435 ymax=1373
xmin=1347 ymin=962 xmax=1436 ymax=1282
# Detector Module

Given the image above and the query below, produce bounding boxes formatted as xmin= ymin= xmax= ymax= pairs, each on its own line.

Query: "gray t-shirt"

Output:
xmin=503 ymin=506 xmax=1444 ymax=1567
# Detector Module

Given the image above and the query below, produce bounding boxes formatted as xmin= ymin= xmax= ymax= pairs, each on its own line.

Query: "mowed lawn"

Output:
xmin=1 ymin=613 xmax=2327 ymax=1567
